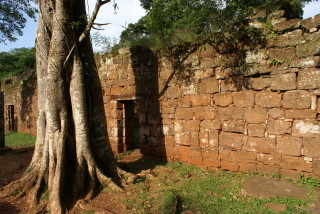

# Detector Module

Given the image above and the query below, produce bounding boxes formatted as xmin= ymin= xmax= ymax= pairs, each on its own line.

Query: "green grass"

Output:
xmin=5 ymin=131 xmax=36 ymax=148
xmin=125 ymin=161 xmax=314 ymax=214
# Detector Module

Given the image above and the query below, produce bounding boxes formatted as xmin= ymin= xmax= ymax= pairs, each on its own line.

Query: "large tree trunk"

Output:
xmin=0 ymin=0 xmax=134 ymax=213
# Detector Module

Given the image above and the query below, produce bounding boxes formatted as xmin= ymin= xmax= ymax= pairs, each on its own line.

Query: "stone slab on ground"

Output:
xmin=241 ymin=176 xmax=308 ymax=200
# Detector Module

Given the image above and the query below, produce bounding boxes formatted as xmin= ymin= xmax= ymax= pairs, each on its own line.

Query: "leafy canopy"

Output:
xmin=117 ymin=0 xmax=317 ymax=50
xmin=0 ymin=0 xmax=37 ymax=43
xmin=0 ymin=48 xmax=35 ymax=79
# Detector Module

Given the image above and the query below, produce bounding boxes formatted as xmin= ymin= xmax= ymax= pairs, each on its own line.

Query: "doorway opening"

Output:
xmin=7 ymin=105 xmax=15 ymax=131
xmin=117 ymin=100 xmax=140 ymax=152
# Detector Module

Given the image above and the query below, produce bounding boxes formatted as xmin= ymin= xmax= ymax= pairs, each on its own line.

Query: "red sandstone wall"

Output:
xmin=99 ymin=12 xmax=320 ymax=178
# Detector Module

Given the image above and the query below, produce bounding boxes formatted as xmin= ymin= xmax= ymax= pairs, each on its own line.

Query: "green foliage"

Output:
xmin=0 ymin=48 xmax=35 ymax=79
xmin=5 ymin=131 xmax=36 ymax=148
xmin=91 ymin=32 xmax=119 ymax=55
xmin=0 ymin=0 xmax=37 ymax=43
xmin=160 ymin=190 xmax=177 ymax=214
xmin=9 ymin=189 xmax=22 ymax=197
xmin=268 ymin=58 xmax=285 ymax=65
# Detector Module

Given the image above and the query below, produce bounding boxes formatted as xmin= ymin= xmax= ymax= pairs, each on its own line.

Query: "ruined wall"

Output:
xmin=99 ymin=12 xmax=320 ymax=178
xmin=1 ymin=70 xmax=37 ymax=135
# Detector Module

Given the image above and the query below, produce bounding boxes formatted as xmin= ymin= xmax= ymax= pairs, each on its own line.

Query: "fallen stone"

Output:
xmin=262 ymin=203 xmax=288 ymax=212
xmin=241 ymin=176 xmax=308 ymax=201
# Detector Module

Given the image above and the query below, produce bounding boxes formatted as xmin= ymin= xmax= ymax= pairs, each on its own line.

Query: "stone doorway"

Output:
xmin=117 ymin=100 xmax=140 ymax=152
xmin=7 ymin=105 xmax=15 ymax=131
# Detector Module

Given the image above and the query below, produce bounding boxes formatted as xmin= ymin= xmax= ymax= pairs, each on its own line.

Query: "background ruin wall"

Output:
xmin=98 ymin=12 xmax=320 ymax=178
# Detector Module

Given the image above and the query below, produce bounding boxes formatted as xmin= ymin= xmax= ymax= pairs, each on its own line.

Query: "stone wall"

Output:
xmin=1 ymin=70 xmax=37 ymax=135
xmin=98 ymin=12 xmax=320 ymax=178
xmin=0 ymin=91 xmax=4 ymax=147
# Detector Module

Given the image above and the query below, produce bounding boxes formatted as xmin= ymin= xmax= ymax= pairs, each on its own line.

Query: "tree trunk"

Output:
xmin=0 ymin=0 xmax=134 ymax=213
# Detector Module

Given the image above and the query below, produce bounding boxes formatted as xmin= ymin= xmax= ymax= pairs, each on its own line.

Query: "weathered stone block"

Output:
xmin=200 ymin=120 xmax=221 ymax=130
xmin=190 ymin=94 xmax=211 ymax=106
xmin=178 ymin=96 xmax=191 ymax=107
xmin=292 ymin=120 xmax=320 ymax=137
xmin=199 ymin=129 xmax=219 ymax=148
xmin=221 ymin=161 xmax=239 ymax=172
xmin=198 ymin=78 xmax=219 ymax=94
xmin=174 ymin=120 xmax=200 ymax=146
xmin=296 ymin=39 xmax=320 ymax=57
xmin=245 ymin=50 xmax=268 ymax=64
xmin=202 ymin=148 xmax=219 ymax=159
xmin=282 ymin=91 xmax=311 ymax=109
xmin=314 ymin=160 xmax=320 ymax=176
xmin=297 ymin=69 xmax=320 ymax=90
xmin=268 ymin=48 xmax=296 ymax=61
xmin=193 ymin=106 xmax=216 ymax=120
xmin=219 ymin=150 xmax=256 ymax=163
xmin=257 ymin=154 xmax=281 ymax=165
xmin=257 ymin=164 xmax=280 ymax=174
xmin=255 ymin=92 xmax=282 ymax=107
xmin=285 ymin=109 xmax=317 ymax=119
xmin=175 ymin=108 xmax=193 ymax=120
xmin=277 ymin=136 xmax=302 ymax=156
xmin=233 ymin=91 xmax=255 ymax=107
xmin=273 ymin=19 xmax=301 ymax=31
xmin=214 ymin=93 xmax=233 ymax=107
xmin=303 ymin=138 xmax=320 ymax=158
xmin=301 ymin=14 xmax=320 ymax=30
xmin=166 ymin=85 xmax=182 ymax=99
xmin=218 ymin=107 xmax=244 ymax=121
xmin=290 ymin=56 xmax=320 ymax=68
xmin=248 ymin=124 xmax=266 ymax=137
xmin=269 ymin=108 xmax=284 ymax=119
xmin=222 ymin=120 xmax=245 ymax=133
xmin=246 ymin=137 xmax=276 ymax=154
xmin=219 ymin=132 xmax=244 ymax=150
xmin=282 ymin=156 xmax=313 ymax=172
xmin=245 ymin=108 xmax=268 ymax=124
xmin=239 ymin=163 xmax=257 ymax=173
xmin=247 ymin=77 xmax=271 ymax=90
xmin=221 ymin=79 xmax=243 ymax=92
xmin=267 ymin=119 xmax=292 ymax=135
xmin=270 ymin=73 xmax=296 ymax=91
xmin=199 ymin=45 xmax=218 ymax=58
xmin=269 ymin=29 xmax=303 ymax=47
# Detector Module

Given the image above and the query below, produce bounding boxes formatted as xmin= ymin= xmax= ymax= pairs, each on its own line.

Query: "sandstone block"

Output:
xmin=239 ymin=163 xmax=257 ymax=173
xmin=301 ymin=14 xmax=320 ymax=30
xmin=268 ymin=48 xmax=296 ymax=61
xmin=193 ymin=106 xmax=216 ymax=120
xmin=221 ymin=79 xmax=242 ymax=92
xmin=218 ymin=107 xmax=244 ymax=121
xmin=198 ymin=77 xmax=219 ymax=94
xmin=255 ymin=92 xmax=282 ymax=107
xmin=273 ymin=19 xmax=301 ymax=31
xmin=269 ymin=108 xmax=284 ymax=119
xmin=285 ymin=109 xmax=317 ymax=119
xmin=200 ymin=120 xmax=221 ymax=130
xmin=248 ymin=124 xmax=266 ymax=137
xmin=214 ymin=93 xmax=233 ymax=106
xmin=199 ymin=45 xmax=218 ymax=58
xmin=247 ymin=77 xmax=271 ymax=90
xmin=271 ymin=73 xmax=296 ymax=91
xmin=219 ymin=132 xmax=245 ymax=150
xmin=175 ymin=108 xmax=193 ymax=120
xmin=303 ymin=138 xmax=320 ymax=158
xmin=199 ymin=129 xmax=219 ymax=148
xmin=282 ymin=156 xmax=313 ymax=172
xmin=292 ymin=120 xmax=320 ymax=137
xmin=245 ymin=50 xmax=268 ymax=64
xmin=257 ymin=164 xmax=280 ymax=174
xmin=166 ymin=86 xmax=182 ymax=99
xmin=190 ymin=94 xmax=211 ymax=106
xmin=245 ymin=108 xmax=268 ymax=124
xmin=178 ymin=96 xmax=191 ymax=107
xmin=269 ymin=29 xmax=303 ymax=47
xmin=282 ymin=91 xmax=311 ymax=109
xmin=277 ymin=136 xmax=302 ymax=156
xmin=267 ymin=119 xmax=292 ymax=135
xmin=296 ymin=39 xmax=320 ymax=57
xmin=257 ymin=154 xmax=281 ymax=165
xmin=246 ymin=137 xmax=276 ymax=154
xmin=290 ymin=56 xmax=320 ymax=68
xmin=233 ymin=91 xmax=255 ymax=107
xmin=202 ymin=148 xmax=219 ymax=159
xmin=297 ymin=69 xmax=320 ymax=90
xmin=314 ymin=160 xmax=320 ymax=176
xmin=222 ymin=120 xmax=245 ymax=133
xmin=221 ymin=161 xmax=239 ymax=172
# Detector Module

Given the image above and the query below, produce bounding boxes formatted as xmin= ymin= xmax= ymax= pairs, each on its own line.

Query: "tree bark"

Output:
xmin=0 ymin=0 xmax=134 ymax=213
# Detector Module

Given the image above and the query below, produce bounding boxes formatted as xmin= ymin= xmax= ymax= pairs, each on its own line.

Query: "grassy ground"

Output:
xmin=121 ymin=159 xmax=319 ymax=214
xmin=5 ymin=131 xmax=36 ymax=148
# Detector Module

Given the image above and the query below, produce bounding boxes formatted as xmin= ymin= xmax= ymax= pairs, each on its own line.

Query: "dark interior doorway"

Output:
xmin=7 ymin=105 xmax=15 ymax=131
xmin=118 ymin=100 xmax=140 ymax=152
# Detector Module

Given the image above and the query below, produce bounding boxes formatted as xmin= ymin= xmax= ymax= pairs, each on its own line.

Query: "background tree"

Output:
xmin=0 ymin=0 xmax=37 ymax=43
xmin=0 ymin=0 xmax=135 ymax=213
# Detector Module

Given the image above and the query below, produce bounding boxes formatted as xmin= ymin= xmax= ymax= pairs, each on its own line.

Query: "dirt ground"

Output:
xmin=0 ymin=147 xmax=147 ymax=214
